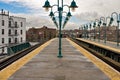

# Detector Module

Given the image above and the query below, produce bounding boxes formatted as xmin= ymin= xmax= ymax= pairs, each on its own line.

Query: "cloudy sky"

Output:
xmin=0 ymin=0 xmax=120 ymax=30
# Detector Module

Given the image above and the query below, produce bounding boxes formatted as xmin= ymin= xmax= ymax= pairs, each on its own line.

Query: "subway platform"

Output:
xmin=80 ymin=38 xmax=120 ymax=50
xmin=0 ymin=38 xmax=119 ymax=80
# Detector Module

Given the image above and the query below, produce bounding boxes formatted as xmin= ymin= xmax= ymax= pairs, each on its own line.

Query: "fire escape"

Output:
xmin=9 ymin=16 xmax=19 ymax=44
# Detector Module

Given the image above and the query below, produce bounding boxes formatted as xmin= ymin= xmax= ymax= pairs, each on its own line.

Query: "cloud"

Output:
xmin=0 ymin=0 xmax=120 ymax=30
xmin=74 ymin=12 xmax=101 ymax=21
xmin=63 ymin=21 xmax=80 ymax=30
xmin=10 ymin=13 xmax=56 ymax=29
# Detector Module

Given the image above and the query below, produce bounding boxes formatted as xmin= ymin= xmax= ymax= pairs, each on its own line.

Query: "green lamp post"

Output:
xmin=93 ymin=22 xmax=96 ymax=41
xmin=63 ymin=10 xmax=72 ymax=28
xmin=100 ymin=17 xmax=111 ymax=43
xmin=43 ymin=0 xmax=51 ymax=11
xmin=89 ymin=24 xmax=92 ymax=40
xmin=94 ymin=19 xmax=100 ymax=42
xmin=86 ymin=24 xmax=88 ymax=39
xmin=49 ymin=11 xmax=54 ymax=18
xmin=81 ymin=26 xmax=84 ymax=38
xmin=83 ymin=26 xmax=86 ymax=39
xmin=98 ymin=20 xmax=102 ymax=42
xmin=110 ymin=12 xmax=120 ymax=46
xmin=43 ymin=0 xmax=78 ymax=58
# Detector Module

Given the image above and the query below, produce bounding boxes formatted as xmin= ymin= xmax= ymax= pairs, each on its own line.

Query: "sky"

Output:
xmin=0 ymin=0 xmax=120 ymax=30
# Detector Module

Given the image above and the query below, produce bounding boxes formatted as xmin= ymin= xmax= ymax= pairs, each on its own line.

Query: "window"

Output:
xmin=1 ymin=47 xmax=4 ymax=53
xmin=2 ymin=38 xmax=4 ymax=43
xmin=2 ymin=29 xmax=4 ymax=35
xmin=9 ymin=38 xmax=11 ymax=43
xmin=15 ymin=30 xmax=17 ymax=35
xmin=2 ymin=20 xmax=4 ymax=26
xmin=21 ymin=30 xmax=23 ymax=35
xmin=9 ymin=21 xmax=11 ymax=27
xmin=15 ymin=22 xmax=17 ymax=27
xmin=15 ymin=38 xmax=17 ymax=43
xmin=9 ymin=29 xmax=11 ymax=35
xmin=21 ymin=37 xmax=23 ymax=42
xmin=21 ymin=22 xmax=23 ymax=27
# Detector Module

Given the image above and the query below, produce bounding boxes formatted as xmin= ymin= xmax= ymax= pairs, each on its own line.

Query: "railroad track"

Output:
xmin=70 ymin=38 xmax=120 ymax=72
xmin=0 ymin=41 xmax=47 ymax=70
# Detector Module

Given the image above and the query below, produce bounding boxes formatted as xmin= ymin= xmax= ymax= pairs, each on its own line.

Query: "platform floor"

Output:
xmin=7 ymin=38 xmax=111 ymax=80
xmin=80 ymin=38 xmax=120 ymax=50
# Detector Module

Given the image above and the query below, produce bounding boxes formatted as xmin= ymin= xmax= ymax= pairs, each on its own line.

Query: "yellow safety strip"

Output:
xmin=0 ymin=39 xmax=54 ymax=80
xmin=67 ymin=38 xmax=120 ymax=80
xmin=76 ymin=38 xmax=120 ymax=53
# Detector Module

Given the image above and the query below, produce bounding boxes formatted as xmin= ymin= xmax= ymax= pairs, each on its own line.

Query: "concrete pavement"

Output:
xmin=8 ymin=38 xmax=110 ymax=80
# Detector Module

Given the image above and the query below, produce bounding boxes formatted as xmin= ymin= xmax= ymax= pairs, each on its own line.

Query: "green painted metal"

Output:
xmin=43 ymin=0 xmax=78 ymax=58
xmin=57 ymin=6 xmax=63 ymax=58
xmin=7 ymin=47 xmax=14 ymax=56
xmin=110 ymin=12 xmax=120 ymax=46
xmin=43 ymin=0 xmax=51 ymax=8
xmin=67 ymin=12 xmax=72 ymax=18
xmin=49 ymin=11 xmax=54 ymax=17
xmin=7 ymin=42 xmax=31 ymax=55
xmin=93 ymin=22 xmax=96 ymax=41
xmin=70 ymin=0 xmax=78 ymax=8
xmin=89 ymin=24 xmax=91 ymax=40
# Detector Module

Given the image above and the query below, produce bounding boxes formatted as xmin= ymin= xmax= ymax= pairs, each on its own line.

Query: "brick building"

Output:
xmin=26 ymin=26 xmax=56 ymax=42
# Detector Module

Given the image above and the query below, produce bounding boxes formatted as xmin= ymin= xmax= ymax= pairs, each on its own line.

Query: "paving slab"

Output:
xmin=8 ymin=38 xmax=110 ymax=80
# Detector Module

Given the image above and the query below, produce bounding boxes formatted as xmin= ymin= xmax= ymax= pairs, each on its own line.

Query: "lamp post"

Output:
xmin=98 ymin=20 xmax=102 ymax=42
xmin=89 ymin=24 xmax=92 ymax=40
xmin=81 ymin=26 xmax=84 ymax=38
xmin=110 ymin=12 xmax=120 ymax=46
xmin=93 ymin=22 xmax=96 ymax=41
xmin=84 ymin=25 xmax=87 ymax=39
xmin=94 ymin=19 xmax=100 ymax=42
xmin=100 ymin=17 xmax=110 ymax=43
xmin=86 ymin=24 xmax=88 ymax=39
xmin=63 ymin=7 xmax=72 ymax=28
xmin=43 ymin=0 xmax=78 ymax=58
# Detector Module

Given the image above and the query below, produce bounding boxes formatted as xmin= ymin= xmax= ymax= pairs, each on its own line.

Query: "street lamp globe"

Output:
xmin=70 ymin=0 xmax=78 ymax=11
xmin=109 ymin=17 xmax=114 ymax=25
xmin=43 ymin=0 xmax=51 ymax=11
xmin=49 ymin=11 xmax=54 ymax=18
xmin=67 ymin=12 xmax=72 ymax=18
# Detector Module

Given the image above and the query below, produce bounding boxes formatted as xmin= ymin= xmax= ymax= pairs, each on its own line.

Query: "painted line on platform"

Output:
xmin=77 ymin=38 xmax=120 ymax=53
xmin=0 ymin=39 xmax=54 ymax=80
xmin=67 ymin=38 xmax=120 ymax=80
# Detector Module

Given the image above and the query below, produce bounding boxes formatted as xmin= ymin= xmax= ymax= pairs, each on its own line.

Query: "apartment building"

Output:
xmin=26 ymin=26 xmax=56 ymax=42
xmin=0 ymin=9 xmax=26 ymax=54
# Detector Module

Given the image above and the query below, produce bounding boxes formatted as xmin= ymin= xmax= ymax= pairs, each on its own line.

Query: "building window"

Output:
xmin=2 ymin=29 xmax=4 ymax=35
xmin=21 ymin=22 xmax=23 ymax=27
xmin=2 ymin=20 xmax=4 ymax=26
xmin=9 ymin=21 xmax=11 ymax=27
xmin=21 ymin=30 xmax=23 ymax=35
xmin=2 ymin=38 xmax=4 ymax=43
xmin=9 ymin=29 xmax=11 ymax=35
xmin=15 ymin=38 xmax=17 ymax=43
xmin=21 ymin=37 xmax=23 ymax=42
xmin=15 ymin=22 xmax=17 ymax=27
xmin=15 ymin=30 xmax=17 ymax=35
xmin=1 ymin=47 xmax=4 ymax=53
xmin=9 ymin=38 xmax=11 ymax=43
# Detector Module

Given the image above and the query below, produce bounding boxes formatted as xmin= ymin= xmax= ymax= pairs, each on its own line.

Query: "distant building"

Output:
xmin=61 ymin=29 xmax=83 ymax=38
xmin=61 ymin=26 xmax=120 ymax=42
xmin=84 ymin=26 xmax=120 ymax=42
xmin=26 ymin=26 xmax=56 ymax=42
xmin=0 ymin=9 xmax=26 ymax=54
